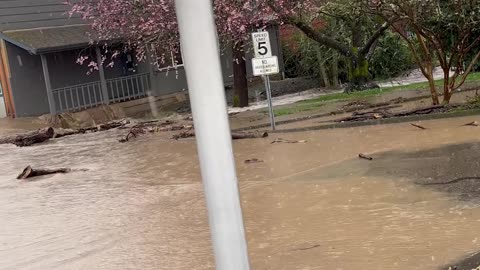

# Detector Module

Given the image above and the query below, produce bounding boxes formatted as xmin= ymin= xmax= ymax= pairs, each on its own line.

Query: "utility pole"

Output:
xmin=174 ymin=0 xmax=250 ymax=269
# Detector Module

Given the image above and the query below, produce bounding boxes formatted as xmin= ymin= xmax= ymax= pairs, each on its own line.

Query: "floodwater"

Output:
xmin=2 ymin=115 xmax=480 ymax=269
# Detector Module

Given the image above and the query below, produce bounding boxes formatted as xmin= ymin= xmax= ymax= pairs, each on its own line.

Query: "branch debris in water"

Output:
xmin=411 ymin=123 xmax=427 ymax=130
xmin=271 ymin=138 xmax=307 ymax=144
xmin=17 ymin=166 xmax=71 ymax=179
xmin=359 ymin=153 xmax=373 ymax=160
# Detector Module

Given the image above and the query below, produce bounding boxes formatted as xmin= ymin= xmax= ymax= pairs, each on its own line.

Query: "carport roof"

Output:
xmin=0 ymin=24 xmax=110 ymax=54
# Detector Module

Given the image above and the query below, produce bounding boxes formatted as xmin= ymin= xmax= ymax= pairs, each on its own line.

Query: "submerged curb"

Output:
xmin=260 ymin=108 xmax=480 ymax=134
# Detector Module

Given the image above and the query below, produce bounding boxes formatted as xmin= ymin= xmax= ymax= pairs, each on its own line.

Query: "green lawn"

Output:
xmin=300 ymin=72 xmax=480 ymax=105
xmin=270 ymin=72 xmax=480 ymax=117
xmin=273 ymin=103 xmax=324 ymax=117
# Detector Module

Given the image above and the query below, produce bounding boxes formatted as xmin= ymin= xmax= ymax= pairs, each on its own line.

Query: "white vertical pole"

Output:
xmin=95 ymin=47 xmax=110 ymax=104
xmin=145 ymin=45 xmax=159 ymax=118
xmin=174 ymin=1 xmax=250 ymax=270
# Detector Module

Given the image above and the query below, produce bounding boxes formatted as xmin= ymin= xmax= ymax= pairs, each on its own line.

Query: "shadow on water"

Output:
xmin=311 ymin=142 xmax=480 ymax=202
xmin=443 ymin=251 xmax=480 ymax=270
xmin=368 ymin=142 xmax=480 ymax=201
xmin=302 ymin=142 xmax=480 ymax=270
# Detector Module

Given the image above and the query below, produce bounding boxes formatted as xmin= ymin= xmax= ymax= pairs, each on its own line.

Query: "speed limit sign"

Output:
xmin=252 ymin=31 xmax=272 ymax=58
xmin=251 ymin=30 xmax=276 ymax=130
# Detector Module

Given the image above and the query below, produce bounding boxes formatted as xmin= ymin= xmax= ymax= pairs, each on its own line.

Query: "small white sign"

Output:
xmin=252 ymin=31 xmax=272 ymax=58
xmin=252 ymin=56 xmax=279 ymax=76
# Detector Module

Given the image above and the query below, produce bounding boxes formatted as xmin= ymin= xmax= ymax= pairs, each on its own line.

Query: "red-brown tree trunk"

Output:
xmin=232 ymin=42 xmax=249 ymax=107
xmin=427 ymin=75 xmax=440 ymax=105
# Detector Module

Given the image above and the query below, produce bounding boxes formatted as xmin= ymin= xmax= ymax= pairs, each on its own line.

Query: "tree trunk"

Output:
xmin=427 ymin=75 xmax=440 ymax=105
xmin=441 ymin=68 xmax=453 ymax=104
xmin=331 ymin=52 xmax=340 ymax=88
xmin=232 ymin=42 xmax=249 ymax=107
xmin=316 ymin=46 xmax=331 ymax=88
xmin=0 ymin=127 xmax=54 ymax=147
xmin=329 ymin=19 xmax=340 ymax=88
xmin=351 ymin=55 xmax=369 ymax=85
xmin=346 ymin=54 xmax=371 ymax=92
xmin=347 ymin=22 xmax=371 ymax=90
xmin=442 ymin=91 xmax=452 ymax=104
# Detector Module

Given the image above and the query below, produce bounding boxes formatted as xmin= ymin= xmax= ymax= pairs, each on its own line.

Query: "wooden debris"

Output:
xmin=77 ymin=120 xmax=130 ymax=133
xmin=463 ymin=121 xmax=479 ymax=127
xmin=231 ymin=131 xmax=268 ymax=140
xmin=395 ymin=105 xmax=446 ymax=117
xmin=244 ymin=158 xmax=264 ymax=164
xmin=358 ymin=153 xmax=373 ymax=160
xmin=172 ymin=130 xmax=195 ymax=140
xmin=410 ymin=123 xmax=427 ymax=130
xmin=119 ymin=126 xmax=147 ymax=143
xmin=0 ymin=119 xmax=140 ymax=146
xmin=120 ymin=123 xmax=194 ymax=143
xmin=17 ymin=165 xmax=71 ymax=179
xmin=0 ymin=127 xmax=54 ymax=147
xmin=296 ymin=244 xmax=321 ymax=251
xmin=343 ymin=100 xmax=371 ymax=109
xmin=158 ymin=125 xmax=193 ymax=132
xmin=53 ymin=128 xmax=79 ymax=138
xmin=271 ymin=138 xmax=307 ymax=144
xmin=171 ymin=131 xmax=268 ymax=140
xmin=335 ymin=105 xmax=453 ymax=123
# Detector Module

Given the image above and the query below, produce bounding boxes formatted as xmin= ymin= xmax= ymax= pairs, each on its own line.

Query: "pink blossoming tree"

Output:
xmin=68 ymin=0 xmax=279 ymax=107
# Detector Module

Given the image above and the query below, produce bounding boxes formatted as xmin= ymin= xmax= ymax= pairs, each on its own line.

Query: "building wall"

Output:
xmin=5 ymin=41 xmax=49 ymax=117
xmin=46 ymin=50 xmax=101 ymax=89
xmin=0 ymin=0 xmax=84 ymax=32
xmin=152 ymin=68 xmax=188 ymax=96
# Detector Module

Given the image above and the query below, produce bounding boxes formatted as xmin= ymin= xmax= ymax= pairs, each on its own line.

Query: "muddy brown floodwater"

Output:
xmin=2 ymin=115 xmax=480 ymax=269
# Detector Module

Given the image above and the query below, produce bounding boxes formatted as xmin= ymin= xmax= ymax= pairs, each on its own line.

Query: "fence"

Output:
xmin=107 ymin=73 xmax=150 ymax=103
xmin=52 ymin=73 xmax=150 ymax=113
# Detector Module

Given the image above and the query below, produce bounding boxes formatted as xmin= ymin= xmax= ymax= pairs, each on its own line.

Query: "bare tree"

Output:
xmin=368 ymin=0 xmax=480 ymax=104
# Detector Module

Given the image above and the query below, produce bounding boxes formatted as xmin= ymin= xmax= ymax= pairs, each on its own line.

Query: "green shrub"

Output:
xmin=369 ymin=31 xmax=416 ymax=79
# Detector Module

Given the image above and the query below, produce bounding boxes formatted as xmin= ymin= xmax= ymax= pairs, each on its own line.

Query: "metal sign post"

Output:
xmin=174 ymin=0 xmax=250 ymax=269
xmin=251 ymin=31 xmax=279 ymax=130
xmin=263 ymin=75 xmax=276 ymax=130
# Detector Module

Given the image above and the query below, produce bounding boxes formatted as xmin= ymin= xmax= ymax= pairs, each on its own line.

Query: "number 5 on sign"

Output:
xmin=252 ymin=31 xmax=272 ymax=58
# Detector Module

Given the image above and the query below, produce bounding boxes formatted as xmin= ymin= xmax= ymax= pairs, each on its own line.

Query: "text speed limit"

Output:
xmin=252 ymin=31 xmax=272 ymax=58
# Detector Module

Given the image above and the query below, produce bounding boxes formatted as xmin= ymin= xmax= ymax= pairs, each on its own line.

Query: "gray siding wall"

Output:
xmin=46 ymin=50 xmax=100 ymax=89
xmin=152 ymin=68 xmax=188 ymax=96
xmin=151 ymin=50 xmax=231 ymax=97
xmin=104 ymin=56 xmax=150 ymax=80
xmin=46 ymin=49 xmax=151 ymax=90
xmin=0 ymin=0 xmax=83 ymax=32
xmin=5 ymin=41 xmax=49 ymax=117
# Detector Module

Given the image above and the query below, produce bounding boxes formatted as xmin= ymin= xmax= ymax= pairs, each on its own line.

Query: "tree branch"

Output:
xmin=285 ymin=17 xmax=356 ymax=59
xmin=391 ymin=23 xmax=429 ymax=79
xmin=359 ymin=22 xmax=389 ymax=56
xmin=453 ymin=50 xmax=480 ymax=91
